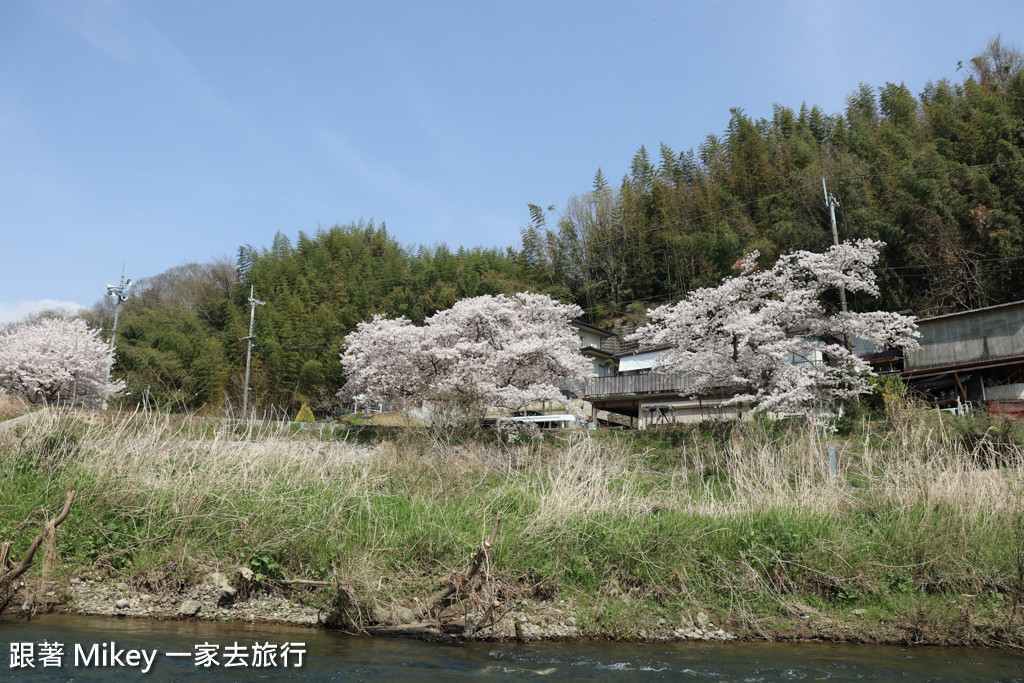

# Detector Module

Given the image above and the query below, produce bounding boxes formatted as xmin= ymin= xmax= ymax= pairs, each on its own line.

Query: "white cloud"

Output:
xmin=0 ymin=300 xmax=87 ymax=325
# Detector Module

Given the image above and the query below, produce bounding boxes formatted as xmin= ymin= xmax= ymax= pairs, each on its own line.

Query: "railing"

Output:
xmin=585 ymin=373 xmax=697 ymax=399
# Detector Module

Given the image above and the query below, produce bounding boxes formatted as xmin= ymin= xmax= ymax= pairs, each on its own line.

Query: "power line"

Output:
xmin=876 ymin=253 xmax=1024 ymax=272
xmin=577 ymin=253 xmax=1024 ymax=316
xmin=829 ymin=157 xmax=1024 ymax=181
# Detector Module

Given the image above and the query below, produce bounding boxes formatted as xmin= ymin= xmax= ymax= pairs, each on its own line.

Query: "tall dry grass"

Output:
xmin=0 ymin=392 xmax=30 ymax=422
xmin=7 ymin=406 xmax=1022 ymax=542
xmin=3 ymin=406 xmax=1023 ymax=634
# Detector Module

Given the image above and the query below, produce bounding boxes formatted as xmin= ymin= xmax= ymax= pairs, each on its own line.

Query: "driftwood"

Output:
xmin=365 ymin=621 xmax=465 ymax=639
xmin=274 ymin=578 xmax=332 ymax=587
xmin=414 ymin=512 xmax=502 ymax=621
xmin=364 ymin=512 xmax=504 ymax=639
xmin=0 ymin=491 xmax=76 ymax=615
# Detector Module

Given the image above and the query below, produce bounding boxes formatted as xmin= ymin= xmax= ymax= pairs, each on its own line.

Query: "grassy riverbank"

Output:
xmin=2 ymin=406 xmax=1023 ymax=647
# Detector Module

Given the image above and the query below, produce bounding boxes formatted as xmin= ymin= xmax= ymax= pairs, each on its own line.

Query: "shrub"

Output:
xmin=294 ymin=403 xmax=316 ymax=423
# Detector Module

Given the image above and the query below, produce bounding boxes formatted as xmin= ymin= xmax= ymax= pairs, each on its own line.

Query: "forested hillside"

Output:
xmin=93 ymin=39 xmax=1024 ymax=414
xmin=94 ymin=223 xmax=531 ymax=412
xmin=521 ymin=39 xmax=1024 ymax=321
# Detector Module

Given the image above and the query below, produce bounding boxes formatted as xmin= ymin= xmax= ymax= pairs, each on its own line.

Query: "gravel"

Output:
xmin=64 ymin=577 xmax=737 ymax=642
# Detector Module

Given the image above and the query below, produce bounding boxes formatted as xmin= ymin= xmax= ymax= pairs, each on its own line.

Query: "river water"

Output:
xmin=2 ymin=614 xmax=1022 ymax=681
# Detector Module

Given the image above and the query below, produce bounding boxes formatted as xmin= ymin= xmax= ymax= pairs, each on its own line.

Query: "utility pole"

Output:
xmin=824 ymin=177 xmax=851 ymax=356
xmin=822 ymin=178 xmax=848 ymax=315
xmin=823 ymin=179 xmax=848 ymax=468
xmin=104 ymin=272 xmax=132 ymax=386
xmin=240 ymin=285 xmax=265 ymax=420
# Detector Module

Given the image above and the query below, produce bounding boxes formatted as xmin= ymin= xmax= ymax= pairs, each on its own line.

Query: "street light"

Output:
xmin=105 ymin=273 xmax=132 ymax=387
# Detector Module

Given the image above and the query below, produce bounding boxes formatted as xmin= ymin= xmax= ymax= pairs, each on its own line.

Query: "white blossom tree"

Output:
xmin=339 ymin=314 xmax=432 ymax=405
xmin=0 ymin=317 xmax=123 ymax=408
xmin=628 ymin=240 xmax=920 ymax=414
xmin=340 ymin=292 xmax=591 ymax=423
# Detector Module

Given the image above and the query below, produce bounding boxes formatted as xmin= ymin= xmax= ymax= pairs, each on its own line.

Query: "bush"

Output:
xmin=294 ymin=403 xmax=316 ymax=423
xmin=866 ymin=375 xmax=908 ymax=416
xmin=948 ymin=412 xmax=1024 ymax=465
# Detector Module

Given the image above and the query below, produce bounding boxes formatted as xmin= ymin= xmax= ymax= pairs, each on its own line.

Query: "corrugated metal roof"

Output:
xmin=918 ymin=299 xmax=1024 ymax=323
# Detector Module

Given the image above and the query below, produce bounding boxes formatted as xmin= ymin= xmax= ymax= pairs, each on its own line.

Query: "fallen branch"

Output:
xmin=323 ymin=512 xmax=507 ymax=638
xmin=275 ymin=578 xmax=331 ymax=587
xmin=1 ymin=491 xmax=75 ymax=584
xmin=0 ymin=491 xmax=76 ymax=615
xmin=471 ymin=598 xmax=511 ymax=637
xmin=364 ymin=621 xmax=461 ymax=642
xmin=413 ymin=512 xmax=502 ymax=622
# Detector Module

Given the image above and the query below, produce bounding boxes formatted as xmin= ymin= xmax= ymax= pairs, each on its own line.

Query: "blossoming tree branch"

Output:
xmin=628 ymin=240 xmax=920 ymax=414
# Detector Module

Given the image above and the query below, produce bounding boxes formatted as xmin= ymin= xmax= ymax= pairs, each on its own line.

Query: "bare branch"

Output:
xmin=0 ymin=491 xmax=76 ymax=586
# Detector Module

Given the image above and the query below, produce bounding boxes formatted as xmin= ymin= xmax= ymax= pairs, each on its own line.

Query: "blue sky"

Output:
xmin=2 ymin=0 xmax=1021 ymax=323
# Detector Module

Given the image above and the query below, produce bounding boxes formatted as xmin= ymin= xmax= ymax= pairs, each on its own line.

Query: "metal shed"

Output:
xmin=902 ymin=300 xmax=1024 ymax=410
xmin=905 ymin=300 xmax=1024 ymax=371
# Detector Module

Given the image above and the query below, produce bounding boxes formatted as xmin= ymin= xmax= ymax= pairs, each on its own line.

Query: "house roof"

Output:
xmin=614 ymin=344 xmax=673 ymax=359
xmin=570 ymin=319 xmax=616 ymax=336
xmin=917 ymin=299 xmax=1024 ymax=323
xmin=581 ymin=346 xmax=617 ymax=360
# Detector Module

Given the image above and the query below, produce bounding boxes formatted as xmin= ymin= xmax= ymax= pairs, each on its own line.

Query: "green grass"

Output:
xmin=2 ymin=408 xmax=1023 ymax=645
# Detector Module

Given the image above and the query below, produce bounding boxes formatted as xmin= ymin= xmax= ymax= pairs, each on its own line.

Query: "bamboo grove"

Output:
xmin=80 ymin=39 xmax=1024 ymax=414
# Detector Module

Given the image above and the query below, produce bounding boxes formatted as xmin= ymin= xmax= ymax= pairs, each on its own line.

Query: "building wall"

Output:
xmin=639 ymin=400 xmax=741 ymax=428
xmin=905 ymin=304 xmax=1024 ymax=370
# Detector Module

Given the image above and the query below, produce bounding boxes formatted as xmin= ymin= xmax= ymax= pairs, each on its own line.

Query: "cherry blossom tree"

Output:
xmin=0 ymin=317 xmax=123 ymax=408
xmin=339 ymin=314 xmax=431 ymax=405
xmin=628 ymin=240 xmax=920 ymax=414
xmin=340 ymin=293 xmax=591 ymax=424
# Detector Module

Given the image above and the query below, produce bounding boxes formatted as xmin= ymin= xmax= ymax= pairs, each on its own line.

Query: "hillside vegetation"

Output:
xmin=82 ymin=39 xmax=1024 ymax=415
xmin=2 ymin=408 xmax=1023 ymax=644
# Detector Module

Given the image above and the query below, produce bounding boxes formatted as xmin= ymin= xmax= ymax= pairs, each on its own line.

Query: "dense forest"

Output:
xmin=84 ymin=39 xmax=1024 ymax=414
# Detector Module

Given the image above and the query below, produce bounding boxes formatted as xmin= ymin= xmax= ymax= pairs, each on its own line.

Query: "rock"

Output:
xmin=391 ymin=606 xmax=416 ymax=624
xmin=207 ymin=571 xmax=230 ymax=588
xmin=696 ymin=612 xmax=709 ymax=628
xmin=19 ymin=596 xmax=36 ymax=614
xmin=115 ymin=599 xmax=130 ymax=609
xmin=178 ymin=600 xmax=202 ymax=617
xmin=218 ymin=586 xmax=237 ymax=606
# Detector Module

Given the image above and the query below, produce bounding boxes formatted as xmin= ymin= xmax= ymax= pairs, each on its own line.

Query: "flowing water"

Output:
xmin=2 ymin=614 xmax=1022 ymax=682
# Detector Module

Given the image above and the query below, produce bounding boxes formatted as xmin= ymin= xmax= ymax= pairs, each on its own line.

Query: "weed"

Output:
xmin=1 ymin=406 xmax=1022 ymax=644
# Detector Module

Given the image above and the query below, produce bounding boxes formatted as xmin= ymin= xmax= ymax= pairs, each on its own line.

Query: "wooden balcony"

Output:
xmin=585 ymin=373 xmax=697 ymax=400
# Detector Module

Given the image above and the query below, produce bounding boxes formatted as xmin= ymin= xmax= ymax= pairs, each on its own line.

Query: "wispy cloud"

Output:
xmin=317 ymin=127 xmax=451 ymax=221
xmin=0 ymin=299 xmax=87 ymax=325
xmin=27 ymin=1 xmax=241 ymax=126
